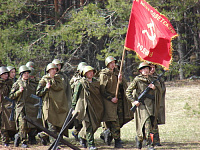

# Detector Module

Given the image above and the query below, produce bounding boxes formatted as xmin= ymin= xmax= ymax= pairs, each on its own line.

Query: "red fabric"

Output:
xmin=125 ymin=0 xmax=177 ymax=69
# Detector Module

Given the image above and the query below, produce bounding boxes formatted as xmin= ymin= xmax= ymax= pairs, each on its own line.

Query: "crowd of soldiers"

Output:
xmin=0 ymin=56 xmax=166 ymax=150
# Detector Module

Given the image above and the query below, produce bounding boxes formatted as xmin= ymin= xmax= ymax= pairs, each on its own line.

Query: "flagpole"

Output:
xmin=115 ymin=48 xmax=126 ymax=97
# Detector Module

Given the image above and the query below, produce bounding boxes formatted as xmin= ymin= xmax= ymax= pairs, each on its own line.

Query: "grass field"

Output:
xmin=0 ymin=80 xmax=200 ymax=149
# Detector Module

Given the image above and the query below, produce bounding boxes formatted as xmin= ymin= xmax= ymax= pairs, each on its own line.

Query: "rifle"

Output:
xmin=23 ymin=114 xmax=80 ymax=150
xmin=49 ymin=108 xmax=76 ymax=150
xmin=130 ymin=71 xmax=165 ymax=113
xmin=30 ymin=94 xmax=43 ymax=119
xmin=4 ymin=96 xmax=15 ymax=121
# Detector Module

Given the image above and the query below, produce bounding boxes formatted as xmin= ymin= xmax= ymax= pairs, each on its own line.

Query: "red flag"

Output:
xmin=125 ymin=0 xmax=178 ymax=69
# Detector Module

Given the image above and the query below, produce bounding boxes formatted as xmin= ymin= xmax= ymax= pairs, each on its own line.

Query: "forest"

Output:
xmin=0 ymin=0 xmax=199 ymax=81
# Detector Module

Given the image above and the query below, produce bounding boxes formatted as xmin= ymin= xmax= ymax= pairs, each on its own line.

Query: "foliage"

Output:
xmin=0 ymin=0 xmax=199 ymax=79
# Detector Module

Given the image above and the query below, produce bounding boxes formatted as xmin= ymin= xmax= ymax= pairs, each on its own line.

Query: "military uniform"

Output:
xmin=126 ymin=74 xmax=162 ymax=149
xmin=0 ymin=78 xmax=16 ymax=145
xmin=72 ymin=75 xmax=104 ymax=149
xmin=36 ymin=73 xmax=69 ymax=143
xmin=99 ymin=67 xmax=134 ymax=146
xmin=9 ymin=77 xmax=38 ymax=146
xmin=151 ymin=72 xmax=166 ymax=145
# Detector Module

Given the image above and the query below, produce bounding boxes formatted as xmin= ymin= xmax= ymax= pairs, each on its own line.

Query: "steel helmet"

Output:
xmin=7 ymin=66 xmax=16 ymax=72
xmin=105 ymin=56 xmax=116 ymax=66
xmin=28 ymin=67 xmax=36 ymax=76
xmin=46 ymin=63 xmax=58 ymax=72
xmin=138 ymin=62 xmax=150 ymax=70
xmin=26 ymin=61 xmax=35 ymax=68
xmin=77 ymin=62 xmax=87 ymax=71
xmin=19 ymin=65 xmax=31 ymax=74
xmin=52 ymin=59 xmax=63 ymax=65
xmin=83 ymin=66 xmax=95 ymax=76
xmin=0 ymin=66 xmax=9 ymax=75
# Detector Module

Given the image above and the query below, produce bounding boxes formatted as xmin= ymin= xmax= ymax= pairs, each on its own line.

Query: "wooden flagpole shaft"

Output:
xmin=115 ymin=48 xmax=126 ymax=97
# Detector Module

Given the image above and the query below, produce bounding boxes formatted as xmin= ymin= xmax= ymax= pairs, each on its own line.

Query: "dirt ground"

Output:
xmin=0 ymin=79 xmax=200 ymax=150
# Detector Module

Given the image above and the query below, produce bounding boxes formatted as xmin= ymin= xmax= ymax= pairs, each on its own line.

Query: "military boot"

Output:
xmin=89 ymin=145 xmax=98 ymax=150
xmin=79 ymin=138 xmax=87 ymax=148
xmin=135 ymin=136 xmax=142 ymax=149
xmin=102 ymin=129 xmax=113 ymax=146
xmin=114 ymin=138 xmax=123 ymax=148
xmin=14 ymin=133 xmax=21 ymax=147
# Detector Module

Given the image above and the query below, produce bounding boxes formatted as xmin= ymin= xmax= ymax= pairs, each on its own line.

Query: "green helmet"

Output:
xmin=77 ymin=62 xmax=87 ymax=71
xmin=19 ymin=65 xmax=31 ymax=74
xmin=0 ymin=66 xmax=9 ymax=75
xmin=26 ymin=61 xmax=35 ymax=68
xmin=7 ymin=66 xmax=16 ymax=72
xmin=138 ymin=62 xmax=150 ymax=70
xmin=46 ymin=63 xmax=58 ymax=72
xmin=52 ymin=59 xmax=63 ymax=65
xmin=28 ymin=67 xmax=36 ymax=76
xmin=83 ymin=66 xmax=95 ymax=76
xmin=105 ymin=56 xmax=116 ymax=66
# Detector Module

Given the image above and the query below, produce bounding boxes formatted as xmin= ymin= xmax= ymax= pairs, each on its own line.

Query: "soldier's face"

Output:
xmin=49 ymin=68 xmax=57 ymax=77
xmin=85 ymin=70 xmax=94 ymax=79
xmin=1 ymin=73 xmax=8 ymax=80
xmin=10 ymin=69 xmax=16 ymax=79
xmin=22 ymin=72 xmax=30 ymax=80
xmin=108 ymin=61 xmax=116 ymax=70
xmin=56 ymin=64 xmax=61 ymax=71
xmin=139 ymin=67 xmax=150 ymax=76
xmin=150 ymin=65 xmax=155 ymax=75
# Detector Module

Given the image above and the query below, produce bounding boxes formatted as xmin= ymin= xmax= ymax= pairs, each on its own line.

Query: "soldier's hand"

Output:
xmin=134 ymin=101 xmax=140 ymax=107
xmin=149 ymin=83 xmax=155 ymax=90
xmin=46 ymin=82 xmax=51 ymax=89
xmin=111 ymin=97 xmax=118 ymax=103
xmin=19 ymin=86 xmax=24 ymax=92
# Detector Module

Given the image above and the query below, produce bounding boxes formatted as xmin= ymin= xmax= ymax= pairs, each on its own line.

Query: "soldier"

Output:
xmin=9 ymin=65 xmax=38 ymax=148
xmin=0 ymin=67 xmax=16 ymax=146
xmin=72 ymin=66 xmax=104 ymax=150
xmin=70 ymin=62 xmax=87 ymax=141
xmin=36 ymin=63 xmax=70 ymax=145
xmin=99 ymin=56 xmax=134 ymax=148
xmin=70 ymin=62 xmax=87 ymax=94
xmin=26 ymin=61 xmax=35 ymax=68
xmin=126 ymin=62 xmax=162 ymax=150
xmin=7 ymin=66 xmax=17 ymax=83
xmin=148 ymin=63 xmax=166 ymax=146
xmin=52 ymin=59 xmax=72 ymax=110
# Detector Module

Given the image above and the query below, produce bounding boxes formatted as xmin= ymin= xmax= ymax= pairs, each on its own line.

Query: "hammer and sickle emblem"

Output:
xmin=142 ymin=18 xmax=156 ymax=46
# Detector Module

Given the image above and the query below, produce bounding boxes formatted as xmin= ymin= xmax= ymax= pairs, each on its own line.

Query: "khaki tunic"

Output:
xmin=73 ymin=77 xmax=104 ymax=138
xmin=36 ymin=74 xmax=69 ymax=127
xmin=58 ymin=71 xmax=72 ymax=109
xmin=126 ymin=75 xmax=162 ymax=139
xmin=0 ymin=79 xmax=16 ymax=130
xmin=152 ymin=73 xmax=166 ymax=124
xmin=9 ymin=78 xmax=38 ymax=129
xmin=99 ymin=68 xmax=134 ymax=126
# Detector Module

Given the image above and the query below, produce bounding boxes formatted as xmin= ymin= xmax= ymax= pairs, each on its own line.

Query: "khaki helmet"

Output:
xmin=146 ymin=61 xmax=157 ymax=68
xmin=77 ymin=62 xmax=87 ymax=71
xmin=0 ymin=66 xmax=9 ymax=75
xmin=52 ymin=59 xmax=63 ymax=65
xmin=83 ymin=66 xmax=96 ymax=76
xmin=26 ymin=61 xmax=34 ymax=68
xmin=138 ymin=62 xmax=150 ymax=70
xmin=19 ymin=65 xmax=31 ymax=74
xmin=46 ymin=63 xmax=58 ymax=72
xmin=28 ymin=67 xmax=36 ymax=76
xmin=105 ymin=56 xmax=116 ymax=66
xmin=7 ymin=66 xmax=16 ymax=72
